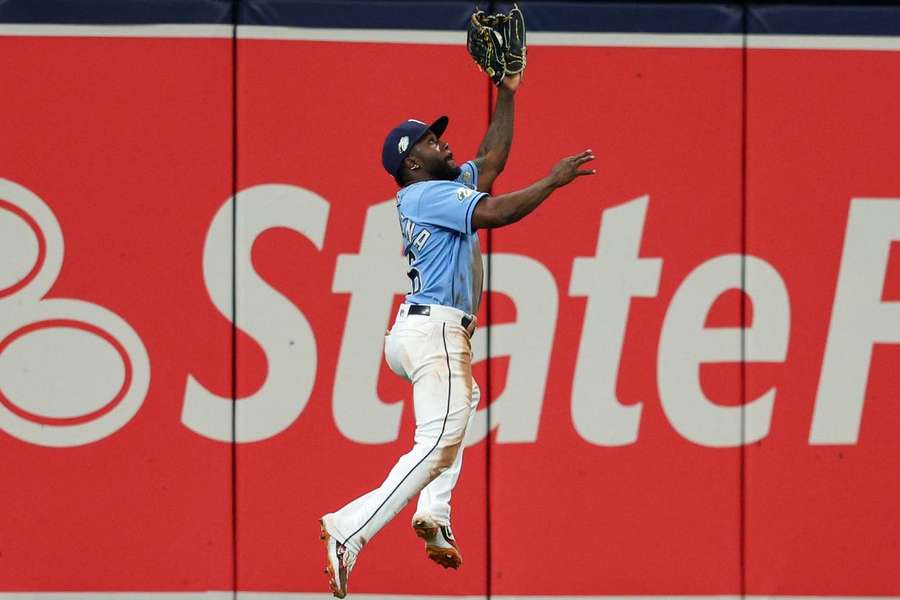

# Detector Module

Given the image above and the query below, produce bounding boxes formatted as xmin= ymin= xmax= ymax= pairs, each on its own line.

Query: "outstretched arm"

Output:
xmin=472 ymin=149 xmax=595 ymax=230
xmin=473 ymin=74 xmax=521 ymax=192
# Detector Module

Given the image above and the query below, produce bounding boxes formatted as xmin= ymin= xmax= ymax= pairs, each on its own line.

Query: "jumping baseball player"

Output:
xmin=319 ymin=8 xmax=593 ymax=598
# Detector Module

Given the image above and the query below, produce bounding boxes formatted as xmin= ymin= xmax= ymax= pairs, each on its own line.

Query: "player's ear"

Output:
xmin=404 ymin=156 xmax=420 ymax=170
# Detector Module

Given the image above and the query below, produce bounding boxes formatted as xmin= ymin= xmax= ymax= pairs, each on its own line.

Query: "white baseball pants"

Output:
xmin=323 ymin=304 xmax=479 ymax=554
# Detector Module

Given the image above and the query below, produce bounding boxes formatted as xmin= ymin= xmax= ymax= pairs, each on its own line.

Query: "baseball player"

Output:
xmin=319 ymin=70 xmax=593 ymax=597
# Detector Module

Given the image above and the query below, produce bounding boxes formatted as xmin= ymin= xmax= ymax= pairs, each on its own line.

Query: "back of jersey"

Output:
xmin=395 ymin=161 xmax=487 ymax=315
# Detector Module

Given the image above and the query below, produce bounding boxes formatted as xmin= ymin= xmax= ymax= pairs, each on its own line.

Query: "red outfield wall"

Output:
xmin=1 ymin=12 xmax=899 ymax=600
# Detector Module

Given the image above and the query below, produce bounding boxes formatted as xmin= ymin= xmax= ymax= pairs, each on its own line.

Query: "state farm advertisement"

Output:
xmin=1 ymin=34 xmax=898 ymax=597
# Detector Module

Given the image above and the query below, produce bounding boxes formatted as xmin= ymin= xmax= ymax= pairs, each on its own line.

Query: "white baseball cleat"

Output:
xmin=412 ymin=512 xmax=462 ymax=569
xmin=320 ymin=518 xmax=356 ymax=598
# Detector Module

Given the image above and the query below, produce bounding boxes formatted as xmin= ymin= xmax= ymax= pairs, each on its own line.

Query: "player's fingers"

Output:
xmin=566 ymin=149 xmax=593 ymax=161
xmin=575 ymin=168 xmax=596 ymax=176
xmin=576 ymin=154 xmax=595 ymax=164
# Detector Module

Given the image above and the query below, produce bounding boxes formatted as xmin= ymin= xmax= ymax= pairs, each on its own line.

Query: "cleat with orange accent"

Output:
xmin=320 ymin=518 xmax=356 ymax=598
xmin=412 ymin=513 xmax=462 ymax=570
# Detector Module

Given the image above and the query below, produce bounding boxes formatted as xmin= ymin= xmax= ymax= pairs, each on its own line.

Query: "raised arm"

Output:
xmin=471 ymin=149 xmax=595 ymax=230
xmin=473 ymin=74 xmax=521 ymax=192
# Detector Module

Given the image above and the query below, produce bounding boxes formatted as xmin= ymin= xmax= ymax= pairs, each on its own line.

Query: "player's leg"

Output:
xmin=321 ymin=321 xmax=472 ymax=557
xmin=411 ymin=381 xmax=478 ymax=569
xmin=415 ymin=381 xmax=480 ymax=523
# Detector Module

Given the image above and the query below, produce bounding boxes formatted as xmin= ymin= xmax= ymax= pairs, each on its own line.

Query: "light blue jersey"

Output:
xmin=396 ymin=161 xmax=487 ymax=315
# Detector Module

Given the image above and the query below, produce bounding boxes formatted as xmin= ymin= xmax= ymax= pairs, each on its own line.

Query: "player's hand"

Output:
xmin=500 ymin=73 xmax=522 ymax=93
xmin=548 ymin=149 xmax=596 ymax=187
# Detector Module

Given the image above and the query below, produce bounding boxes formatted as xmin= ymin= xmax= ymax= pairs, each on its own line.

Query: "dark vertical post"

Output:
xmin=230 ymin=1 xmax=240 ymax=598
xmin=740 ymin=3 xmax=749 ymax=599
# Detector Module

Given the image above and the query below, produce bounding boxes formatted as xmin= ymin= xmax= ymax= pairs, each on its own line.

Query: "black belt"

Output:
xmin=408 ymin=304 xmax=474 ymax=330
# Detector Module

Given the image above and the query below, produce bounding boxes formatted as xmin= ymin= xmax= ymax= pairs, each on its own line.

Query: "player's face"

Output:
xmin=412 ymin=130 xmax=462 ymax=181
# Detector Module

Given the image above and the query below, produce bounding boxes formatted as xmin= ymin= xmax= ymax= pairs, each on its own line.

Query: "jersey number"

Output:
xmin=407 ymin=251 xmax=421 ymax=294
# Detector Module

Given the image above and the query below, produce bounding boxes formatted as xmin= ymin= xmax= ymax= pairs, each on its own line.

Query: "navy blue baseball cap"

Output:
xmin=382 ymin=116 xmax=449 ymax=177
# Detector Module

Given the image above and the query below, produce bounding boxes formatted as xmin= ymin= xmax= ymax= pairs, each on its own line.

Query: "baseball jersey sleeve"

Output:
xmin=455 ymin=160 xmax=479 ymax=190
xmin=415 ymin=180 xmax=486 ymax=235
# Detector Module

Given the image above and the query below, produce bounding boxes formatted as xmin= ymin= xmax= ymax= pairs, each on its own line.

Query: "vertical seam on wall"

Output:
xmin=484 ymin=65 xmax=494 ymax=600
xmin=230 ymin=1 xmax=239 ymax=598
xmin=740 ymin=2 xmax=749 ymax=599
xmin=484 ymin=3 xmax=496 ymax=594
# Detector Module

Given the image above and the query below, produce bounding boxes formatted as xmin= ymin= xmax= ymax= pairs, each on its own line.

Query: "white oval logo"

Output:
xmin=0 ymin=323 xmax=128 ymax=422
xmin=398 ymin=135 xmax=409 ymax=154
xmin=0 ymin=178 xmax=150 ymax=447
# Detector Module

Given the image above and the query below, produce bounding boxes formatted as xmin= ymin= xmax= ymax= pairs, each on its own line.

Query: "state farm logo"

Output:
xmin=0 ymin=177 xmax=897 ymax=450
xmin=0 ymin=179 xmax=149 ymax=447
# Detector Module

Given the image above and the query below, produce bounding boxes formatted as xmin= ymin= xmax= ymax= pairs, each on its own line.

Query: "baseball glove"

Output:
xmin=466 ymin=4 xmax=527 ymax=86
xmin=503 ymin=4 xmax=527 ymax=77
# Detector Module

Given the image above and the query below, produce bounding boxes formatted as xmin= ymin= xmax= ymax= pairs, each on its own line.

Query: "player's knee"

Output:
xmin=429 ymin=441 xmax=461 ymax=478
xmin=443 ymin=416 xmax=468 ymax=447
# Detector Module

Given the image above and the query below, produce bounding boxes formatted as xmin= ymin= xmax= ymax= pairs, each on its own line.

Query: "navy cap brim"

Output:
xmin=429 ymin=115 xmax=449 ymax=138
xmin=409 ymin=115 xmax=449 ymax=150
